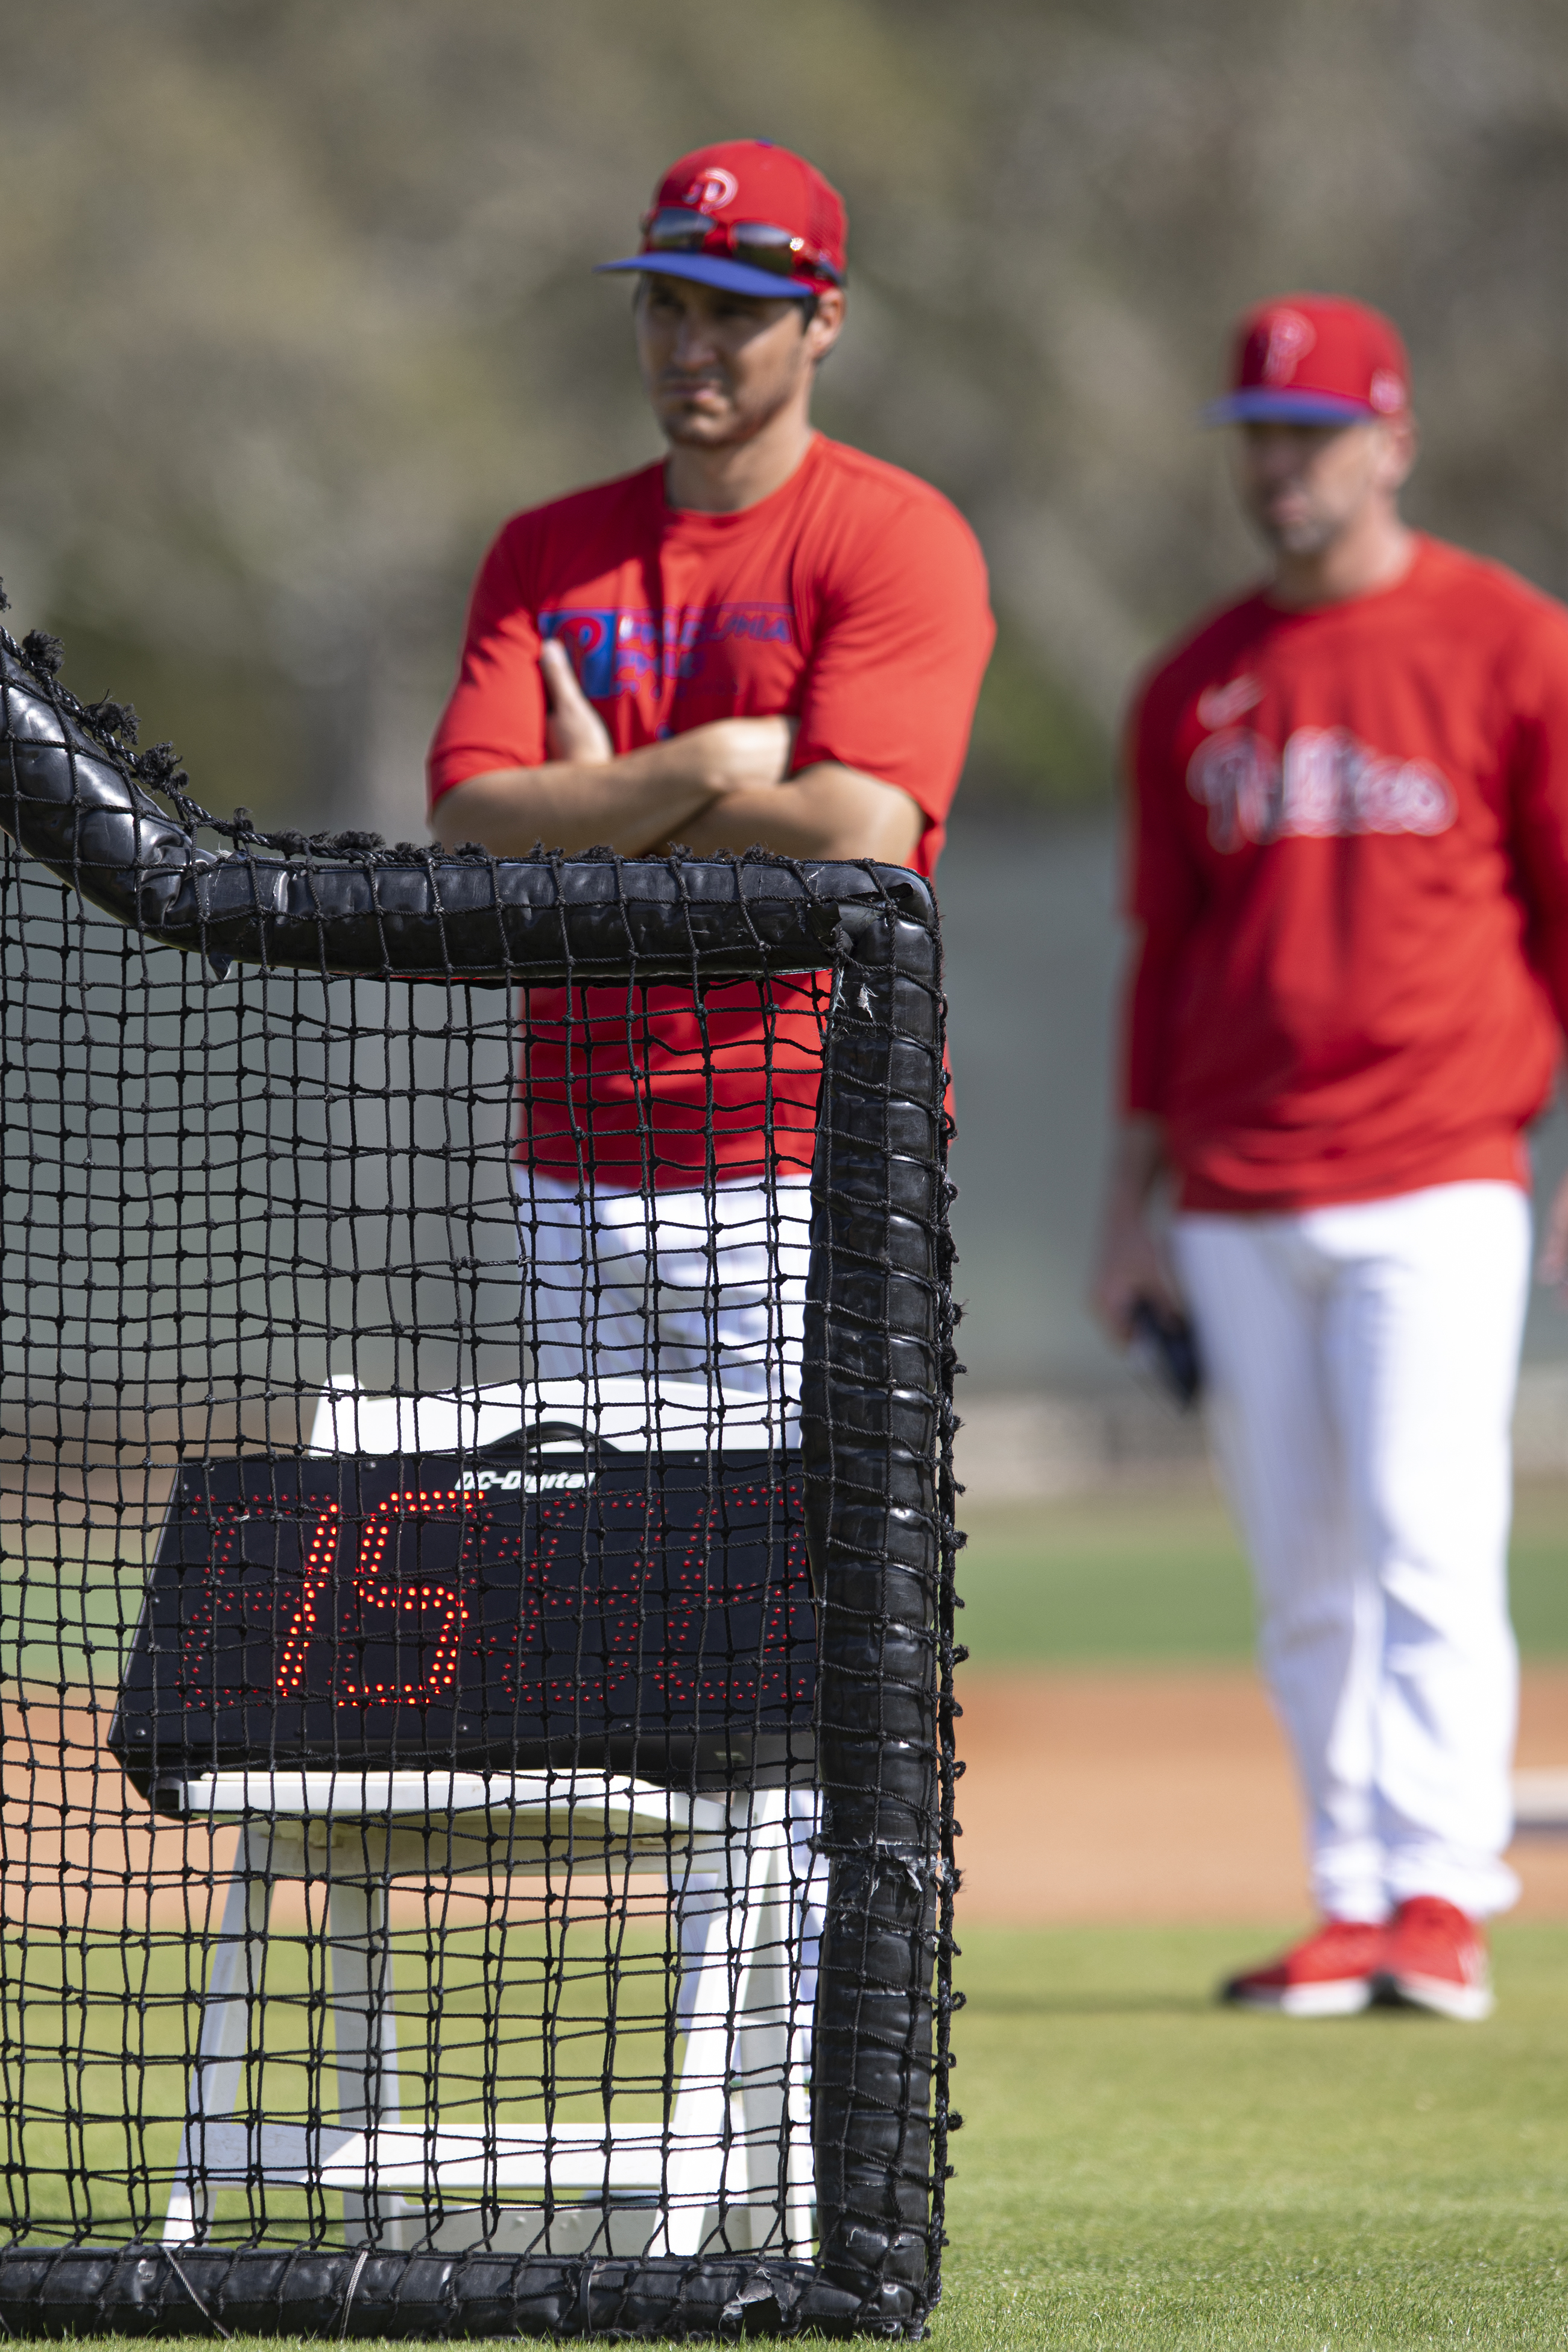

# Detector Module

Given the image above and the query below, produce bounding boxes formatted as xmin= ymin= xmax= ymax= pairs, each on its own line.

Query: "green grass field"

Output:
xmin=928 ymin=1920 xmax=1568 ymax=2349
xmin=957 ymin=1478 xmax=1568 ymax=1664
xmin=7 ymin=1482 xmax=1568 ymax=2345
xmin=13 ymin=1923 xmax=1567 ymax=2348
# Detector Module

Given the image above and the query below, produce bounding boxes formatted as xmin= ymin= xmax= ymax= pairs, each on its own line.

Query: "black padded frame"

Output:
xmin=0 ymin=636 xmax=961 ymax=2340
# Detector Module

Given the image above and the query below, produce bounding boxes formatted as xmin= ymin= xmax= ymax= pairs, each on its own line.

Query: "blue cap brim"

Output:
xmin=1203 ymin=388 xmax=1375 ymax=427
xmin=596 ymin=252 xmax=824 ymax=301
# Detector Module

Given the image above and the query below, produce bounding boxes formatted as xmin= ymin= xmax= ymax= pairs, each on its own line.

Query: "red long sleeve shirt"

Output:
xmin=429 ymin=437 xmax=993 ymax=1190
xmin=1123 ymin=535 xmax=1568 ymax=1212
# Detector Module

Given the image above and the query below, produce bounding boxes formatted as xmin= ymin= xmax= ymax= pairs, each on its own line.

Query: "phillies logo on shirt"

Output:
xmin=540 ymin=610 xmax=618 ymax=696
xmin=542 ymin=605 xmax=795 ymax=697
xmin=1188 ymin=726 xmax=1457 ymax=851
xmin=1195 ymin=675 xmax=1263 ymax=730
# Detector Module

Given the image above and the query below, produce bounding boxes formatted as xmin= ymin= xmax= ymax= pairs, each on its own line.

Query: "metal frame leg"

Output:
xmin=656 ymin=1792 xmax=797 ymax=2257
xmin=163 ymin=1823 xmax=273 ymax=2246
xmin=328 ymin=1864 xmax=409 ymax=2247
xmin=783 ymin=1792 xmax=824 ymax=2254
xmin=726 ymin=1821 xmax=794 ymax=2252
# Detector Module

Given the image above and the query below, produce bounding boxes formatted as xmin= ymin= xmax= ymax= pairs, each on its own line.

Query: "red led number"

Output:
xmin=274 ymin=1501 xmax=342 ymax=1699
xmin=336 ymin=1488 xmax=473 ymax=1709
xmin=272 ymin=1488 xmax=478 ymax=1709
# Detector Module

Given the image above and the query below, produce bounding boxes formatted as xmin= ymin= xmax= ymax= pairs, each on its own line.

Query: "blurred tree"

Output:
xmin=1 ymin=0 xmax=1566 ymax=826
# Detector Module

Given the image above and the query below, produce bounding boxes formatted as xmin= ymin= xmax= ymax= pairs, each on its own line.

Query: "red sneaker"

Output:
xmin=1221 ymin=1918 xmax=1386 ymax=2016
xmin=1377 ymin=1896 xmax=1493 ymax=2022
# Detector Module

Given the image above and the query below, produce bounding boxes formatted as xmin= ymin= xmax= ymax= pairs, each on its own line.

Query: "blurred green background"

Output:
xmin=9 ymin=0 xmax=1568 ymax=830
xmin=8 ymin=0 xmax=1568 ymax=1388
xmin=959 ymin=1484 xmax=1568 ymax=1665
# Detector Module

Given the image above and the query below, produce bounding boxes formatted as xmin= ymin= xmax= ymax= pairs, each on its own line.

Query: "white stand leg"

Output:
xmin=329 ymin=1868 xmax=409 ymax=2247
xmin=727 ymin=1824 xmax=793 ymax=2251
xmin=654 ymin=1792 xmax=794 ymax=2257
xmin=163 ymin=1824 xmax=273 ymax=2246
xmin=783 ymin=1794 xmax=824 ymax=2256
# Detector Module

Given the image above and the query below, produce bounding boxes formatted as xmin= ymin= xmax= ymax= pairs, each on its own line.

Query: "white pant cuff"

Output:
xmin=1383 ymin=1857 xmax=1520 ymax=1921
xmin=1314 ymin=1861 xmax=1520 ymax=1923
xmin=1307 ymin=1887 xmax=1389 ymax=1926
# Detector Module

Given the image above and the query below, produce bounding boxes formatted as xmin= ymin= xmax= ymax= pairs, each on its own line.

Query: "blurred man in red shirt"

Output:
xmin=1094 ymin=294 xmax=1568 ymax=2020
xmin=429 ymin=138 xmax=991 ymax=1411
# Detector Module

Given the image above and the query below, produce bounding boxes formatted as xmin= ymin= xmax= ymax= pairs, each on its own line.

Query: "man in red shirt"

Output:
xmin=1093 ymin=294 xmax=1568 ymax=2020
xmin=428 ymin=140 xmax=991 ymax=1411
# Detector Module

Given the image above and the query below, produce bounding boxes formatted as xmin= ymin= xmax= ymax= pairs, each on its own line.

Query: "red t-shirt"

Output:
xmin=1123 ymin=534 xmax=1568 ymax=1213
xmin=428 ymin=435 xmax=993 ymax=1189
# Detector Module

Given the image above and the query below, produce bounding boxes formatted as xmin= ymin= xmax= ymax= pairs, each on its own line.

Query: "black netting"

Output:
xmin=0 ymin=628 xmax=961 ymax=2341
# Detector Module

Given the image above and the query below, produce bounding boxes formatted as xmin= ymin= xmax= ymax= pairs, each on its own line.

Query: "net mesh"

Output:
xmin=0 ymin=623 xmax=961 ymax=2341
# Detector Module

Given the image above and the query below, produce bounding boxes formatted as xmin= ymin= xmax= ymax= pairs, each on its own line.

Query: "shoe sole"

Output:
xmin=1222 ymin=1977 xmax=1374 ymax=2017
xmin=1374 ymin=1970 xmax=1494 ymax=2023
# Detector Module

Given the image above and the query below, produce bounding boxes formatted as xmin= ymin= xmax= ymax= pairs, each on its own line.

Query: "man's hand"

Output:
xmin=1090 ymin=1115 xmax=1184 ymax=1344
xmin=1539 ymin=1166 xmax=1568 ymax=1295
xmin=540 ymin=639 xmax=613 ymax=765
xmin=542 ymin=637 xmax=794 ymax=792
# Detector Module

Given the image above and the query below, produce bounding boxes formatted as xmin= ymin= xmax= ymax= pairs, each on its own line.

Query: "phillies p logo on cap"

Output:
xmin=1207 ymin=293 xmax=1411 ymax=427
xmin=1259 ymin=308 xmax=1316 ymax=386
xmin=680 ymin=166 xmax=739 ymax=212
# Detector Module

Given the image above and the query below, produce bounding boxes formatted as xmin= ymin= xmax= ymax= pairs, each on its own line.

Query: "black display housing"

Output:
xmin=109 ymin=1449 xmax=815 ymax=1806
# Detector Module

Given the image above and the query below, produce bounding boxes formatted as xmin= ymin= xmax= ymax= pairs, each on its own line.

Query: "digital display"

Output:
xmin=109 ymin=1450 xmax=814 ymax=1797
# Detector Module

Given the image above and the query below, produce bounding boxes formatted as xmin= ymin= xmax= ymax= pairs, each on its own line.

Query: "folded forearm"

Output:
xmin=679 ymin=764 xmax=924 ymax=862
xmin=429 ymin=746 xmax=717 ymax=857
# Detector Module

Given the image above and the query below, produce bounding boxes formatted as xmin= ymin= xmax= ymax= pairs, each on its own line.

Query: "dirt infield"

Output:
xmin=956 ymin=1663 xmax=1568 ymax=1923
xmin=10 ymin=1670 xmax=1567 ymax=1930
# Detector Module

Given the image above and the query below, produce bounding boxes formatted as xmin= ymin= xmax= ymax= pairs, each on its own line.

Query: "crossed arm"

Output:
xmin=429 ymin=639 xmax=925 ymax=864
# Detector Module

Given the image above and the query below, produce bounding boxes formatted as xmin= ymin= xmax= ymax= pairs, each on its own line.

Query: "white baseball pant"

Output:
xmin=1172 ymin=1179 xmax=1530 ymax=1923
xmin=513 ymin=1166 xmax=812 ymax=1404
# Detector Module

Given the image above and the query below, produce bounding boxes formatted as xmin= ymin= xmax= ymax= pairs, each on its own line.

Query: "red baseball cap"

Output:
xmin=1206 ymin=294 xmax=1411 ymax=426
xmin=597 ymin=139 xmax=847 ymax=302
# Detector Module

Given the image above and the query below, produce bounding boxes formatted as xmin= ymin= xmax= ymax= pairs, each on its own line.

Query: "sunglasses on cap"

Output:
xmin=640 ymin=206 xmax=842 ymax=285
